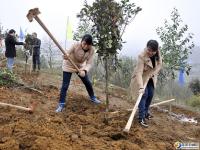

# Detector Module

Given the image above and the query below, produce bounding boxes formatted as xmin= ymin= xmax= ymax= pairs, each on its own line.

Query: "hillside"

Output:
xmin=0 ymin=70 xmax=199 ymax=150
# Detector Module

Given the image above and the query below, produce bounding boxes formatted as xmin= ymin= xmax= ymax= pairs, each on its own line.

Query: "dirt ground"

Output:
xmin=0 ymin=71 xmax=199 ymax=150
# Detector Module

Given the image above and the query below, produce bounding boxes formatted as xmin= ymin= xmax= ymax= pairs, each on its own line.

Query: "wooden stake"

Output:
xmin=0 ymin=102 xmax=32 ymax=112
xmin=126 ymin=98 xmax=175 ymax=111
xmin=150 ymin=99 xmax=175 ymax=107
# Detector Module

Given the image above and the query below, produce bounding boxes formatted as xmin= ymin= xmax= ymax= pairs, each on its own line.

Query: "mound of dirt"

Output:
xmin=0 ymin=72 xmax=199 ymax=150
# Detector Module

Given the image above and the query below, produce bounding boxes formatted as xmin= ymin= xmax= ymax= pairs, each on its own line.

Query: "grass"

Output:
xmin=186 ymin=95 xmax=200 ymax=108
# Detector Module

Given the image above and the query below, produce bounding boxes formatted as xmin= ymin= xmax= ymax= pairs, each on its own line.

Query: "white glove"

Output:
xmin=138 ymin=88 xmax=145 ymax=94
xmin=78 ymin=70 xmax=86 ymax=77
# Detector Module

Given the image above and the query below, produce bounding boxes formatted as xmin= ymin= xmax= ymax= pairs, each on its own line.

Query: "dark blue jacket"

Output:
xmin=5 ymin=34 xmax=24 ymax=58
xmin=32 ymin=38 xmax=41 ymax=55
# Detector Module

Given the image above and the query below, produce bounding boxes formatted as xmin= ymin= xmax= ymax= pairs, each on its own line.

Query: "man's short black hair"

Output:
xmin=32 ymin=32 xmax=37 ymax=37
xmin=9 ymin=29 xmax=16 ymax=34
xmin=81 ymin=34 xmax=93 ymax=45
xmin=147 ymin=40 xmax=159 ymax=52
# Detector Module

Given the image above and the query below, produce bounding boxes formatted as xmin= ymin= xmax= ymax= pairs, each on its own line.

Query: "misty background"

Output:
xmin=0 ymin=0 xmax=199 ymax=79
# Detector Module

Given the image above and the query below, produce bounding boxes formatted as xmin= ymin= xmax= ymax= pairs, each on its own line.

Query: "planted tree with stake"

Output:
xmin=77 ymin=0 xmax=141 ymax=112
xmin=156 ymin=8 xmax=194 ymax=84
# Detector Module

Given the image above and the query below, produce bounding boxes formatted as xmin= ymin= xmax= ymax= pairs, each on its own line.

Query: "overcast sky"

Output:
xmin=1 ymin=0 xmax=200 ymax=56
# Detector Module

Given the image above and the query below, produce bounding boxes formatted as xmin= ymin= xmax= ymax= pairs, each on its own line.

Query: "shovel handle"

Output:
xmin=34 ymin=16 xmax=80 ymax=72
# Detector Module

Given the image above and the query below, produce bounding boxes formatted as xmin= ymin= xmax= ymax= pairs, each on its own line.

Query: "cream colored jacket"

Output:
xmin=62 ymin=42 xmax=94 ymax=73
xmin=129 ymin=48 xmax=162 ymax=100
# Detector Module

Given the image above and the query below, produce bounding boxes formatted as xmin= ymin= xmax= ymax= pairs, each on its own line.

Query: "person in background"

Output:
xmin=32 ymin=32 xmax=41 ymax=72
xmin=55 ymin=34 xmax=101 ymax=112
xmin=5 ymin=29 xmax=24 ymax=72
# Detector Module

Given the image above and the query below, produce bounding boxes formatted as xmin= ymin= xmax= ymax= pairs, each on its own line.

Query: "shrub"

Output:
xmin=189 ymin=79 xmax=200 ymax=95
xmin=187 ymin=95 xmax=200 ymax=108
xmin=0 ymin=69 xmax=17 ymax=86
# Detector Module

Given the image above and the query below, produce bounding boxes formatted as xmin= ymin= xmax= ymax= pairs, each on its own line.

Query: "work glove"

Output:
xmin=138 ymin=88 xmax=145 ymax=95
xmin=78 ymin=70 xmax=86 ymax=77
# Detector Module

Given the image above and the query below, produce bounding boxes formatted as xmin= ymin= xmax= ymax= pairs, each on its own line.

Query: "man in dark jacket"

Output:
xmin=32 ymin=32 xmax=41 ymax=71
xmin=5 ymin=29 xmax=24 ymax=72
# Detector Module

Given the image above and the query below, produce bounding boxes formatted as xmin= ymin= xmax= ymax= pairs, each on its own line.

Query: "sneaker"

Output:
xmin=139 ymin=119 xmax=148 ymax=128
xmin=90 ymin=96 xmax=101 ymax=104
xmin=145 ymin=114 xmax=153 ymax=120
xmin=55 ymin=103 xmax=65 ymax=112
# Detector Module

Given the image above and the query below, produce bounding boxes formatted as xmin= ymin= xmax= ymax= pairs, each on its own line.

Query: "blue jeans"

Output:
xmin=7 ymin=57 xmax=14 ymax=72
xmin=59 ymin=71 xmax=95 ymax=104
xmin=138 ymin=79 xmax=154 ymax=120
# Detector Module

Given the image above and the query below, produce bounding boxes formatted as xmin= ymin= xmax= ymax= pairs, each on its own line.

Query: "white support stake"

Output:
xmin=0 ymin=102 xmax=32 ymax=111
xmin=150 ymin=99 xmax=175 ymax=107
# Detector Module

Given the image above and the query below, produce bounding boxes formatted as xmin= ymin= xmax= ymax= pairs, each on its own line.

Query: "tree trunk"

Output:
xmin=105 ymin=57 xmax=109 ymax=111
xmin=49 ymin=57 xmax=52 ymax=69
xmin=103 ymin=57 xmax=109 ymax=125
xmin=25 ymin=55 xmax=28 ymax=74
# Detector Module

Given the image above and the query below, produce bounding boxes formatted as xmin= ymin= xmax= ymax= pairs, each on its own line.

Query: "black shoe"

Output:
xmin=139 ymin=119 xmax=148 ymax=128
xmin=145 ymin=114 xmax=153 ymax=120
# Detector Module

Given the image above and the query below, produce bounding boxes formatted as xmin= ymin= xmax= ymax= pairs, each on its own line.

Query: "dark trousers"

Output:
xmin=59 ymin=71 xmax=95 ymax=104
xmin=138 ymin=79 xmax=154 ymax=120
xmin=33 ymin=55 xmax=40 ymax=70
